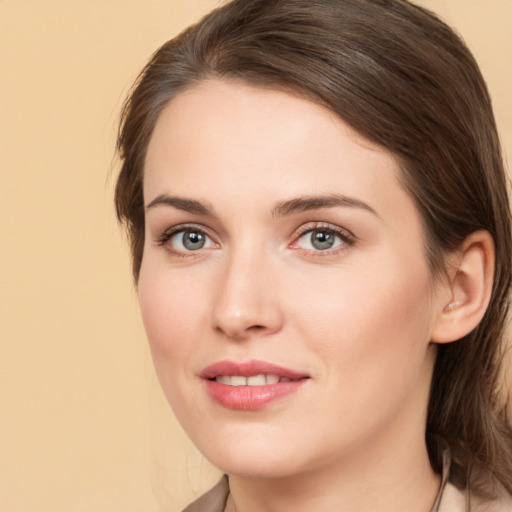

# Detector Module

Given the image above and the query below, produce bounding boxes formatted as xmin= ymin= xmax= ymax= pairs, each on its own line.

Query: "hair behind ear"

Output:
xmin=427 ymin=230 xmax=511 ymax=494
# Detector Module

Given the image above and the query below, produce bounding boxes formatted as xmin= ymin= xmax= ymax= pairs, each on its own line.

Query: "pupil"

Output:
xmin=312 ymin=230 xmax=334 ymax=250
xmin=184 ymin=231 xmax=205 ymax=250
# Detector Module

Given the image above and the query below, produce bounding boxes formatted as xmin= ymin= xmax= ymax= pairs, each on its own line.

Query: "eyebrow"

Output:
xmin=271 ymin=194 xmax=379 ymax=218
xmin=145 ymin=195 xmax=214 ymax=215
xmin=145 ymin=193 xmax=378 ymax=218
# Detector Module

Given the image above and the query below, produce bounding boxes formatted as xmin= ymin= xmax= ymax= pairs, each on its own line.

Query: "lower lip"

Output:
xmin=204 ymin=379 xmax=307 ymax=410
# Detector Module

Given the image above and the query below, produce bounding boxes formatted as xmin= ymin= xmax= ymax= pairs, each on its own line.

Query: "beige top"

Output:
xmin=182 ymin=451 xmax=512 ymax=512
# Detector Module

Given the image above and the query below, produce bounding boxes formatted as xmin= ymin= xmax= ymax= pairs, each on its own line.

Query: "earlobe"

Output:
xmin=431 ymin=230 xmax=495 ymax=344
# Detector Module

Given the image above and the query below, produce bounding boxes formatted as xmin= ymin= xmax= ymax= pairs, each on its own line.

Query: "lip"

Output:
xmin=201 ymin=360 xmax=310 ymax=410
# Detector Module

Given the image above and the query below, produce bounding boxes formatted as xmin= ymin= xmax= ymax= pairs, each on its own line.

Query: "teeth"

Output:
xmin=216 ymin=375 xmax=232 ymax=385
xmin=231 ymin=376 xmax=247 ymax=386
xmin=215 ymin=374 xmax=282 ymax=386
xmin=265 ymin=374 xmax=279 ymax=385
xmin=247 ymin=375 xmax=266 ymax=386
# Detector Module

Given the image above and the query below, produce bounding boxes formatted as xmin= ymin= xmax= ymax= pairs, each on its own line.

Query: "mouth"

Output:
xmin=200 ymin=360 xmax=310 ymax=410
xmin=213 ymin=374 xmax=295 ymax=386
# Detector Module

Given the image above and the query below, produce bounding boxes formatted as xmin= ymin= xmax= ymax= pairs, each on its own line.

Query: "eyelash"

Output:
xmin=154 ymin=224 xmax=217 ymax=258
xmin=292 ymin=223 xmax=355 ymax=255
xmin=154 ymin=222 xmax=356 ymax=257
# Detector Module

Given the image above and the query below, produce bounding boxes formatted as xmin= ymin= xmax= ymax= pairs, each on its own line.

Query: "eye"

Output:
xmin=157 ymin=227 xmax=217 ymax=253
xmin=174 ymin=230 xmax=211 ymax=251
xmin=294 ymin=226 xmax=354 ymax=252
xmin=298 ymin=229 xmax=342 ymax=251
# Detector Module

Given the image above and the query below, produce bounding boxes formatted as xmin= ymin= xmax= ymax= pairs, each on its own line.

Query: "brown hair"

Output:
xmin=115 ymin=0 xmax=512 ymax=494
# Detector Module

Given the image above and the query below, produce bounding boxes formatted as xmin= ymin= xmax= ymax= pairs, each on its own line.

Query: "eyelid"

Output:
xmin=290 ymin=222 xmax=356 ymax=252
xmin=154 ymin=223 xmax=219 ymax=254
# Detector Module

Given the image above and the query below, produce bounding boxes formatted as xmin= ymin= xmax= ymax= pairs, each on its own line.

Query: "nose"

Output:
xmin=211 ymin=251 xmax=284 ymax=341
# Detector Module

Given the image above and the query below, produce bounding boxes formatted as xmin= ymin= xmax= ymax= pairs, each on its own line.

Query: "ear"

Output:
xmin=431 ymin=230 xmax=495 ymax=344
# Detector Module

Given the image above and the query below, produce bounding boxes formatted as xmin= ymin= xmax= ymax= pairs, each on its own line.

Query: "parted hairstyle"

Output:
xmin=115 ymin=0 xmax=512 ymax=495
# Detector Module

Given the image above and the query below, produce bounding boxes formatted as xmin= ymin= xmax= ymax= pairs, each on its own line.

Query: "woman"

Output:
xmin=115 ymin=0 xmax=512 ymax=510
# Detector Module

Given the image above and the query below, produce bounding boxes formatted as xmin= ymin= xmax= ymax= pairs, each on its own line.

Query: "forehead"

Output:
xmin=144 ymin=79 xmax=418 ymax=225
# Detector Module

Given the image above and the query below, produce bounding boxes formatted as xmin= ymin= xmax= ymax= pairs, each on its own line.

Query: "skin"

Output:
xmin=139 ymin=79 xmax=453 ymax=512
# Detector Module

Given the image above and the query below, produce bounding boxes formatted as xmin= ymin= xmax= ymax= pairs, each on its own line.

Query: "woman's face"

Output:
xmin=139 ymin=79 xmax=445 ymax=478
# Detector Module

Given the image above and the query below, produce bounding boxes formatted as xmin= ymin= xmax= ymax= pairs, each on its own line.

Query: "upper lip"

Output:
xmin=200 ymin=360 xmax=309 ymax=380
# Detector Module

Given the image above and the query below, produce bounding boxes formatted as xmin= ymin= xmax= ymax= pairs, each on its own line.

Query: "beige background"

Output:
xmin=1 ymin=1 xmax=511 ymax=511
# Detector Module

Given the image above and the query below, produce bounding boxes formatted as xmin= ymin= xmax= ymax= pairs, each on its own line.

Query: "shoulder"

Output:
xmin=470 ymin=483 xmax=512 ymax=512
xmin=434 ymin=442 xmax=512 ymax=512
xmin=181 ymin=476 xmax=230 ymax=512
xmin=439 ymin=481 xmax=512 ymax=512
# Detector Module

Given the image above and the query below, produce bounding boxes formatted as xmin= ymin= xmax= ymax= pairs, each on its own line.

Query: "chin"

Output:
xmin=191 ymin=427 xmax=310 ymax=479
xmin=214 ymin=455 xmax=305 ymax=480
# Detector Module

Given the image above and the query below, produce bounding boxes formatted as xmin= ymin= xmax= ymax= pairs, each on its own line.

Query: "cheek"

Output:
xmin=286 ymin=262 xmax=435 ymax=445
xmin=289 ymin=257 xmax=434 ymax=377
xmin=137 ymin=262 xmax=215 ymax=427
xmin=138 ymin=263 xmax=207 ymax=365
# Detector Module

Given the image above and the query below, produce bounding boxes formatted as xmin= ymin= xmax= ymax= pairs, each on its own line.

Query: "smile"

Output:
xmin=201 ymin=360 xmax=309 ymax=410
xmin=214 ymin=374 xmax=294 ymax=386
